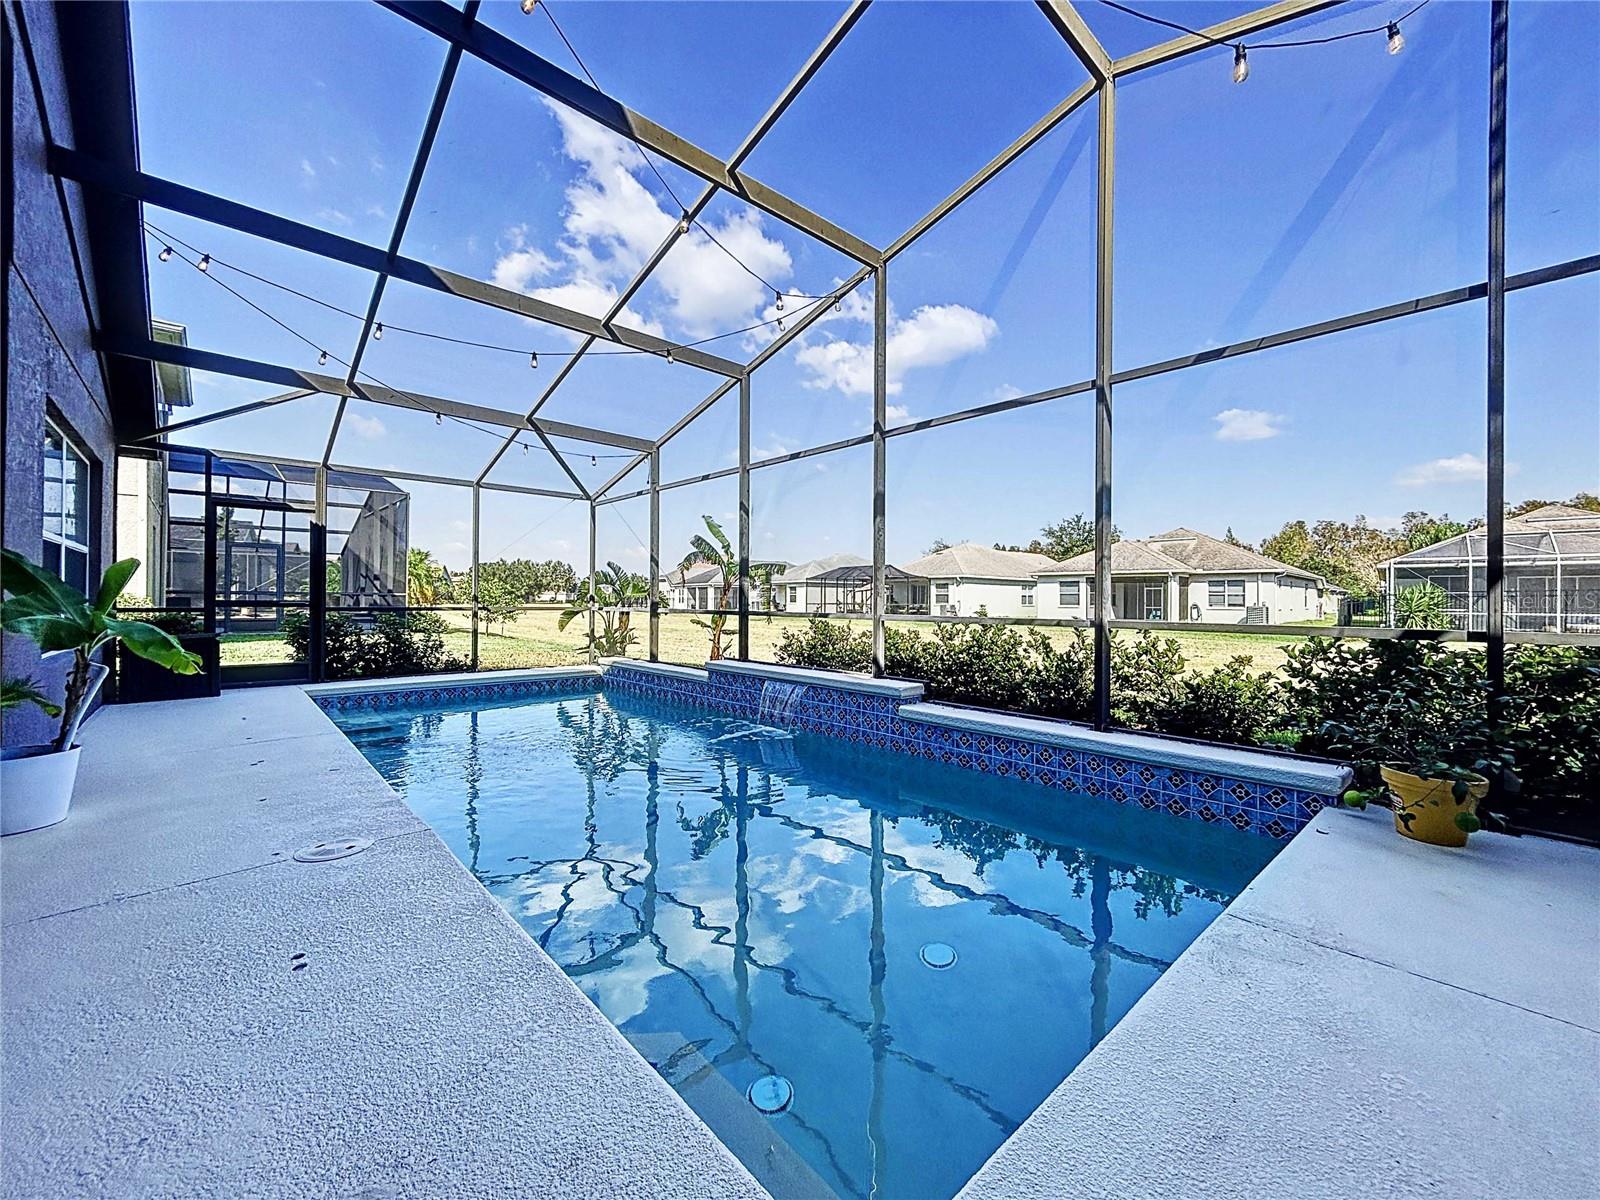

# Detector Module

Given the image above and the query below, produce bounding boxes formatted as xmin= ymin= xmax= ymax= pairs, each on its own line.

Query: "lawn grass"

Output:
xmin=219 ymin=607 xmax=1321 ymax=676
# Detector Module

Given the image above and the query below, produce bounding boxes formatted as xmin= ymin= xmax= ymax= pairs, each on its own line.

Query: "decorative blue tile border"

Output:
xmin=603 ymin=661 xmax=1341 ymax=842
xmin=311 ymin=672 xmax=600 ymax=713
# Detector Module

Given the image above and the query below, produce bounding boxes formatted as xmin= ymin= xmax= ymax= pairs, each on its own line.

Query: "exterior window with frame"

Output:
xmin=1059 ymin=580 xmax=1080 ymax=607
xmin=788 ymin=585 xmax=797 ymax=605
xmin=42 ymin=421 xmax=92 ymax=594
xmin=1020 ymin=585 xmax=1035 ymax=608
xmin=934 ymin=582 xmax=951 ymax=607
xmin=1208 ymin=579 xmax=1246 ymax=608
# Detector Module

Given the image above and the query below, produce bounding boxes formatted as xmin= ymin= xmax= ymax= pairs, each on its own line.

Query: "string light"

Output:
xmin=158 ymin=246 xmax=173 ymax=262
xmin=197 ymin=254 xmax=211 ymax=272
xmin=1387 ymin=22 xmax=1405 ymax=54
xmin=677 ymin=213 xmax=691 ymax=236
xmin=591 ymin=455 xmax=598 ymax=467
xmin=834 ymin=298 xmax=842 ymax=313
xmin=775 ymin=290 xmax=785 ymax=312
xmin=521 ymin=0 xmax=538 ymax=14
xmin=1232 ymin=44 xmax=1249 ymax=84
xmin=665 ymin=349 xmax=675 ymax=364
xmin=373 ymin=322 xmax=384 ymax=340
xmin=777 ymin=316 xmax=786 ymax=332
xmin=317 ymin=349 xmax=329 ymax=366
xmin=530 ymin=351 xmax=539 ymax=369
xmin=522 ymin=441 xmax=529 ymax=454
xmin=435 ymin=412 xmax=443 ymax=425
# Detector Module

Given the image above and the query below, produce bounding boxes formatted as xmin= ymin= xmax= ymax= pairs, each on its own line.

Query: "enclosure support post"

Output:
xmin=470 ymin=482 xmax=481 ymax=671
xmin=1485 ymin=0 xmax=1507 ymax=704
xmin=1092 ymin=77 xmax=1115 ymax=731
xmin=872 ymin=263 xmax=888 ymax=677
xmin=310 ymin=465 xmax=328 ymax=683
xmin=588 ymin=501 xmax=598 ymax=664
xmin=650 ymin=448 xmax=661 ymax=662
xmin=738 ymin=373 xmax=751 ymax=661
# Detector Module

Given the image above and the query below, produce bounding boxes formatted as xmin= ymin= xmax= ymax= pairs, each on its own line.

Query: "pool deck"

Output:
xmin=4 ymin=676 xmax=1597 ymax=1198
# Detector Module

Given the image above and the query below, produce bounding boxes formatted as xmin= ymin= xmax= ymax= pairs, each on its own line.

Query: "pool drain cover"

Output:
xmin=748 ymin=1074 xmax=794 ymax=1115
xmin=920 ymin=942 xmax=958 ymax=970
xmin=292 ymin=837 xmax=373 ymax=864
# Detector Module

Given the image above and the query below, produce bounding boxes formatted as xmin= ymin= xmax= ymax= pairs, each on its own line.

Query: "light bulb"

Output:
xmin=777 ymin=316 xmax=786 ymax=332
xmin=591 ymin=455 xmax=598 ymax=467
xmin=666 ymin=349 xmax=675 ymax=364
xmin=373 ymin=323 xmax=383 ymax=340
xmin=678 ymin=213 xmax=690 ymax=235
xmin=775 ymin=290 xmax=785 ymax=312
xmin=197 ymin=254 xmax=211 ymax=272
xmin=834 ymin=298 xmax=842 ymax=313
xmin=522 ymin=442 xmax=529 ymax=454
xmin=1386 ymin=23 xmax=1404 ymax=55
xmin=1232 ymin=45 xmax=1249 ymax=84
xmin=521 ymin=0 xmax=537 ymax=14
xmin=435 ymin=412 xmax=443 ymax=425
xmin=530 ymin=351 xmax=539 ymax=369
xmin=317 ymin=350 xmax=328 ymax=366
xmin=159 ymin=246 xmax=173 ymax=262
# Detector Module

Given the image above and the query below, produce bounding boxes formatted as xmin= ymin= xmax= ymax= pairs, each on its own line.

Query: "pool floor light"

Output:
xmin=748 ymin=1074 xmax=794 ymax=1115
xmin=920 ymin=942 xmax=958 ymax=969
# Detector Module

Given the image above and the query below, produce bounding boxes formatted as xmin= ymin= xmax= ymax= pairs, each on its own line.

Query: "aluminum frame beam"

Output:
xmin=324 ymin=0 xmax=478 ymax=466
xmin=102 ymin=334 xmax=653 ymax=450
xmin=1036 ymin=1 xmax=1113 ymax=82
xmin=377 ymin=0 xmax=881 ymax=267
xmin=50 ymin=147 xmax=743 ymax=378
xmin=473 ymin=1 xmax=871 ymax=490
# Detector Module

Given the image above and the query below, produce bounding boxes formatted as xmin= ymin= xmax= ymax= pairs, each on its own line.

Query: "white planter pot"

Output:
xmin=1 ymin=745 xmax=82 ymax=835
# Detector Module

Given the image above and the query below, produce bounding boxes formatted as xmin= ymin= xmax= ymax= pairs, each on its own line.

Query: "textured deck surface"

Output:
xmin=1 ymin=684 xmax=766 ymax=1200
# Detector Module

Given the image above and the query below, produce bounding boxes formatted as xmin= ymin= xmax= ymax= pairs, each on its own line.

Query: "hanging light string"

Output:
xmin=1098 ymin=0 xmax=1429 ymax=83
xmin=534 ymin=0 xmax=839 ymax=306
xmin=142 ymin=226 xmax=542 ymax=451
xmin=144 ymin=220 xmax=848 ymax=363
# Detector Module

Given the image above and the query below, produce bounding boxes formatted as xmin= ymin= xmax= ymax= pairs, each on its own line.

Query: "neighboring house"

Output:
xmin=1035 ymin=527 xmax=1326 ymax=625
xmin=774 ymin=554 xmax=924 ymax=614
xmin=900 ymin=543 xmax=1058 ymax=618
xmin=1379 ymin=504 xmax=1600 ymax=633
xmin=660 ymin=559 xmax=790 ymax=612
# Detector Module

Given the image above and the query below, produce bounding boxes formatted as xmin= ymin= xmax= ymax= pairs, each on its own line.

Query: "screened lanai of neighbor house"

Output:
xmin=3 ymin=1 xmax=1597 ymax=1199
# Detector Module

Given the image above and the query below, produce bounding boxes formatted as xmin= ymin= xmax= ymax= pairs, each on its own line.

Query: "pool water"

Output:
xmin=329 ymin=688 xmax=1279 ymax=1200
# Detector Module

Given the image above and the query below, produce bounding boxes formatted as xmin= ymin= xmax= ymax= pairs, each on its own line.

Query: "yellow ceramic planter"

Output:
xmin=1380 ymin=765 xmax=1489 ymax=847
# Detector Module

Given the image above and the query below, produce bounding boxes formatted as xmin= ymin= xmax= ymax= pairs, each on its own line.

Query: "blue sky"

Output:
xmin=130 ymin=0 xmax=1598 ymax=575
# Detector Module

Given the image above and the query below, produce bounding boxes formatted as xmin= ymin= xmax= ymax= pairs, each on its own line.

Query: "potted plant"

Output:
xmin=1322 ymin=682 xmax=1512 ymax=848
xmin=1 ymin=550 xmax=200 ymax=835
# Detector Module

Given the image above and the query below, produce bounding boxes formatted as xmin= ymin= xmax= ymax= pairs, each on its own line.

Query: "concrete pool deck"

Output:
xmin=4 ymin=678 xmax=1597 ymax=1198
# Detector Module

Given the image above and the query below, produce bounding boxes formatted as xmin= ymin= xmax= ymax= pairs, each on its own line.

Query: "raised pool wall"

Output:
xmin=311 ymin=660 xmax=1351 ymax=842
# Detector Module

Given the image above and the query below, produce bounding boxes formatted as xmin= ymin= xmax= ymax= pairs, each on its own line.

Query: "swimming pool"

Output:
xmin=326 ymin=682 xmax=1280 ymax=1200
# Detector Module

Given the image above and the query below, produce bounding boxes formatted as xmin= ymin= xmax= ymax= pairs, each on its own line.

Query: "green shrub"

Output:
xmin=1159 ymin=655 xmax=1282 ymax=746
xmin=773 ymin=619 xmax=871 ymax=673
xmin=1501 ymin=645 xmax=1600 ymax=813
xmin=283 ymin=610 xmax=468 ymax=680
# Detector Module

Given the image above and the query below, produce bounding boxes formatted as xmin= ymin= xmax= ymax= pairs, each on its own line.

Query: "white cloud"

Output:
xmin=885 ymin=404 xmax=911 ymax=423
xmin=1213 ymin=408 xmax=1286 ymax=441
xmin=1395 ymin=453 xmax=1516 ymax=487
xmin=795 ymin=304 xmax=998 ymax=396
xmin=989 ymin=383 xmax=1024 ymax=402
xmin=316 ymin=208 xmax=352 ymax=227
xmin=344 ymin=411 xmax=386 ymax=440
xmin=486 ymin=102 xmax=793 ymax=338
xmin=299 ymin=158 xmax=316 ymax=180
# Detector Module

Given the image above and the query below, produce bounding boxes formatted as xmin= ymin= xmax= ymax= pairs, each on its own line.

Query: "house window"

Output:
xmin=1059 ymin=580 xmax=1080 ymax=607
xmin=1208 ymin=579 xmax=1246 ymax=608
xmin=1020 ymin=585 xmax=1035 ymax=608
xmin=788 ymin=586 xmax=797 ymax=604
xmin=43 ymin=421 xmax=92 ymax=594
xmin=934 ymin=582 xmax=950 ymax=607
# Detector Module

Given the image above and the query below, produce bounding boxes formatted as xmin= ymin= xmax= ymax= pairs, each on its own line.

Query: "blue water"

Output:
xmin=329 ymin=689 xmax=1279 ymax=1200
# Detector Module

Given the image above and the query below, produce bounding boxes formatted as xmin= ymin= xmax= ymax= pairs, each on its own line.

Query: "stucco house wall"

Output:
xmin=3 ymin=2 xmax=119 ymax=747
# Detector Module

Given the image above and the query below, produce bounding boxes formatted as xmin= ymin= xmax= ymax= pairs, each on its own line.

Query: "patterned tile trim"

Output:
xmin=603 ymin=662 xmax=1337 ymax=842
xmin=311 ymin=673 xmax=600 ymax=712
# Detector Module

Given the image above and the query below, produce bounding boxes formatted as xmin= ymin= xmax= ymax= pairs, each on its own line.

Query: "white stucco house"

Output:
xmin=774 ymin=553 xmax=927 ymax=614
xmin=1035 ymin=527 xmax=1328 ymax=625
xmin=660 ymin=559 xmax=789 ymax=612
xmin=900 ymin=543 xmax=1058 ymax=618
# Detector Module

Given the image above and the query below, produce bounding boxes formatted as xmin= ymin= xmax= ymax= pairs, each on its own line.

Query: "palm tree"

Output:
xmin=686 ymin=515 xmax=740 ymax=660
xmin=407 ymin=548 xmax=440 ymax=606
xmin=559 ymin=562 xmax=659 ymax=657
